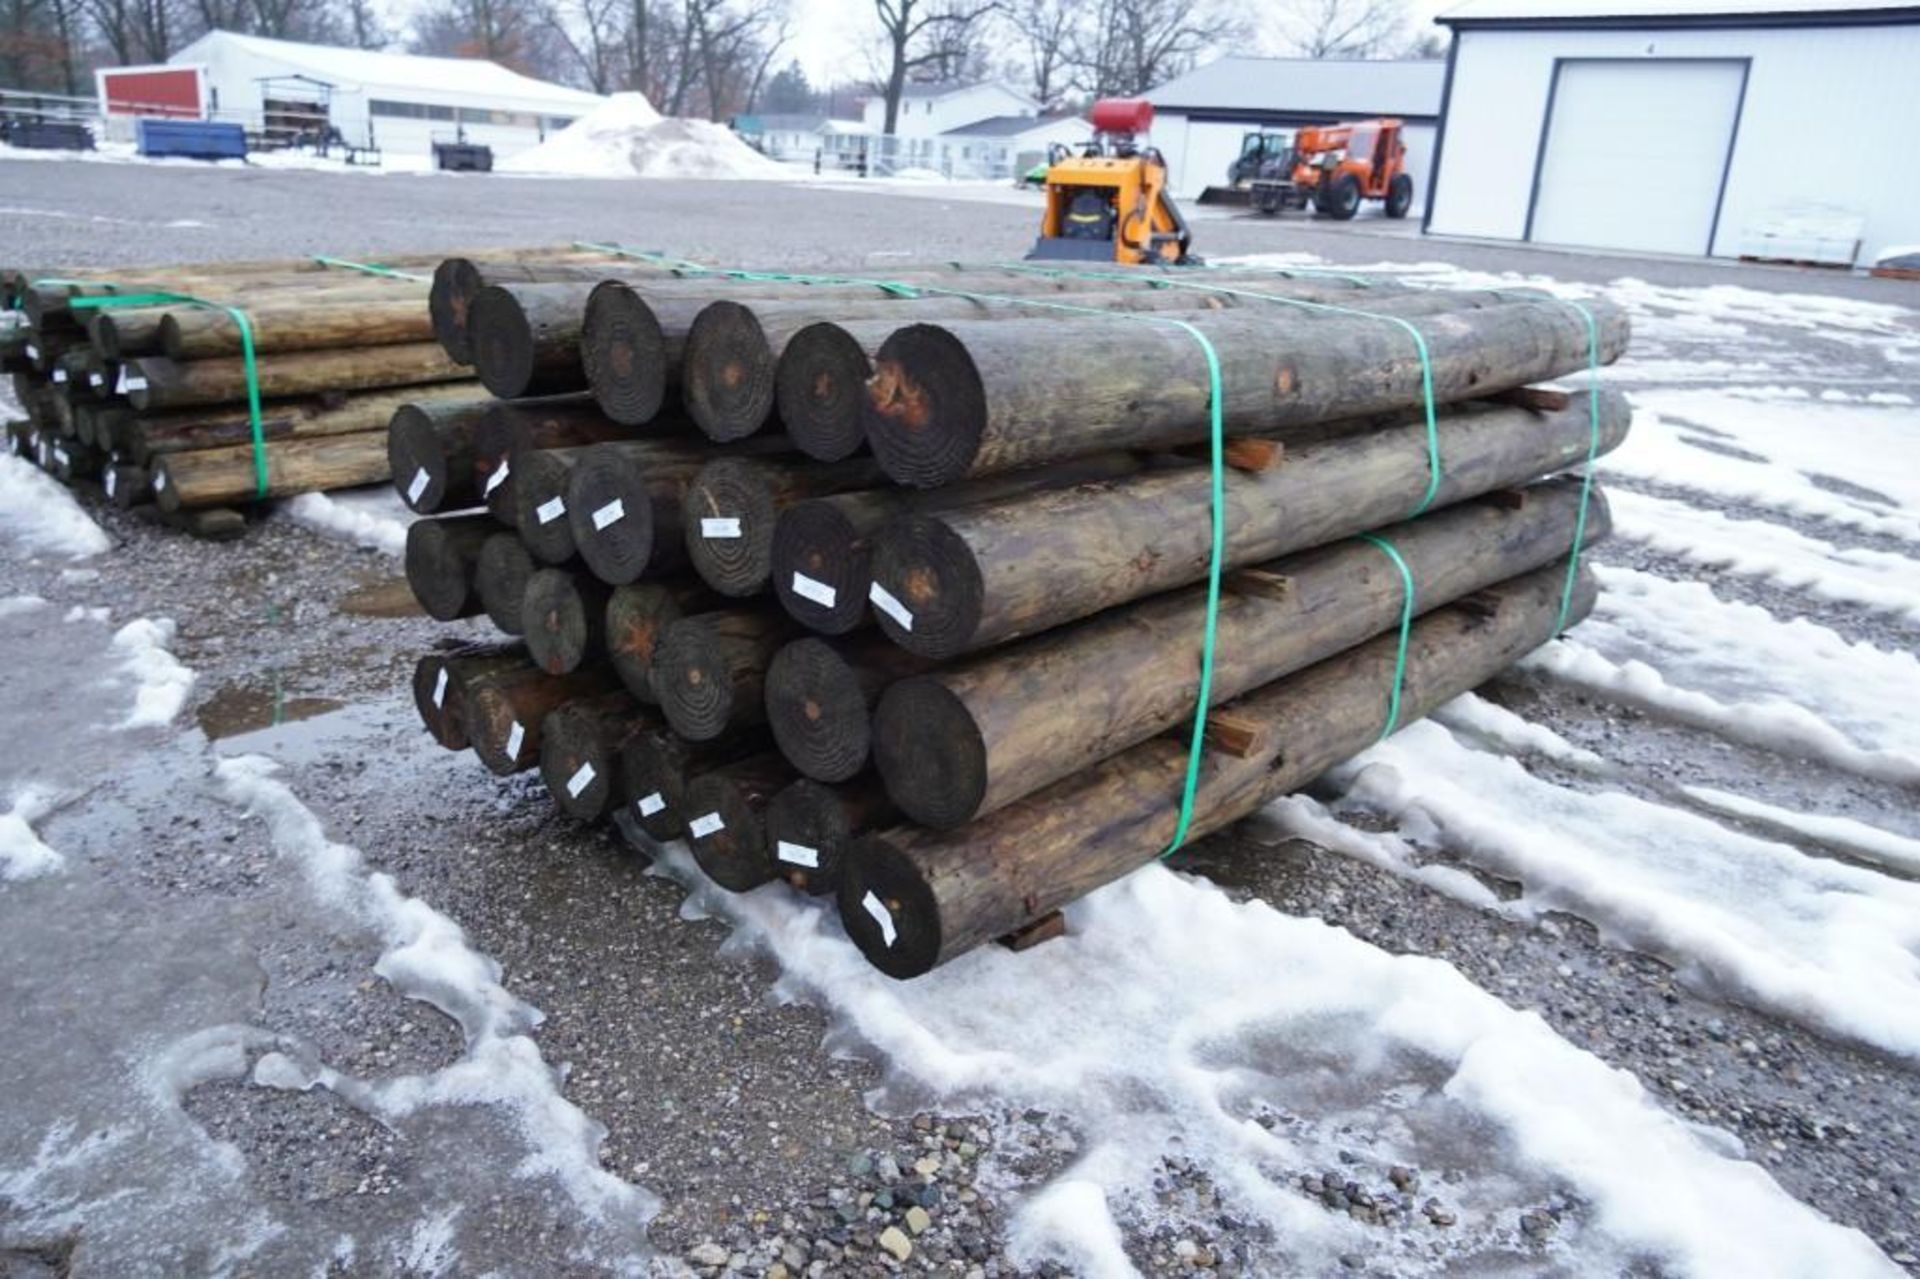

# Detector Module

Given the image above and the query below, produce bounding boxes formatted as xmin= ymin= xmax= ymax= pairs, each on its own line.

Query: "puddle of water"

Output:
xmin=195 ymin=682 xmax=345 ymax=741
xmin=338 ymin=575 xmax=423 ymax=619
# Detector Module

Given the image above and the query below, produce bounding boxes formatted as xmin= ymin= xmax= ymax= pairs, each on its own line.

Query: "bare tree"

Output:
xmin=548 ymin=0 xmax=623 ymax=90
xmin=872 ymin=0 xmax=996 ymax=134
xmin=343 ymin=0 xmax=390 ymax=47
xmin=1275 ymin=0 xmax=1406 ymax=58
xmin=414 ymin=0 xmax=569 ymax=75
xmin=1008 ymin=0 xmax=1074 ymax=108
xmin=1070 ymin=0 xmax=1238 ymax=97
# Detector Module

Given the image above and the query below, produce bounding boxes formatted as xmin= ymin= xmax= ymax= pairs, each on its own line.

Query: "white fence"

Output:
xmin=753 ymin=128 xmax=1043 ymax=182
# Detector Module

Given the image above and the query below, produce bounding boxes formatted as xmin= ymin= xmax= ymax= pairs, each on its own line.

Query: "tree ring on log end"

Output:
xmin=839 ymin=833 xmax=942 ymax=979
xmin=468 ymin=285 xmax=540 ymax=400
xmin=476 ymin=533 xmax=533 ymax=635
xmin=767 ymin=638 xmax=873 ymax=783
xmin=771 ymin=499 xmax=870 ymax=635
xmin=685 ymin=301 xmax=776 ymax=442
xmin=512 ymin=450 xmax=579 ymax=564
xmin=777 ymin=322 xmax=872 ymax=462
xmin=522 ymin=568 xmax=591 ymax=675
xmin=429 ymin=258 xmax=483 ymax=364
xmin=655 ymin=618 xmax=736 ymax=741
xmin=539 ymin=704 xmax=616 ymax=821
xmin=765 ymin=777 xmax=849 ymax=896
xmin=617 ymin=734 xmax=688 ymax=840
xmin=683 ymin=772 xmax=772 ymax=892
xmin=568 ymin=444 xmax=658 ymax=585
xmin=865 ymin=324 xmax=985 ymax=489
xmin=404 ymin=518 xmax=476 ymax=622
xmin=604 ymin=584 xmax=684 ymax=703
xmin=873 ymin=676 xmax=987 ymax=828
xmin=583 ymin=281 xmax=667 ymax=425
xmin=685 ymin=457 xmax=777 ymax=597
xmin=868 ymin=514 xmax=983 ymax=659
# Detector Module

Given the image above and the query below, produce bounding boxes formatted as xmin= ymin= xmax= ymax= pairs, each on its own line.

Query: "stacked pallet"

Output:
xmin=0 ymin=247 xmax=681 ymax=536
xmin=402 ymin=254 xmax=1631 ymax=978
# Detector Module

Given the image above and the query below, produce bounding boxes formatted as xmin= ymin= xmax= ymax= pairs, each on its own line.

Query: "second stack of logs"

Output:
xmin=398 ymin=252 xmax=1632 ymax=979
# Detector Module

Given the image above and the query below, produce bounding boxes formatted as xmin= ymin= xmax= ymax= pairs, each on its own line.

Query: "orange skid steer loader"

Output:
xmin=1250 ymin=118 xmax=1415 ymax=221
xmin=1026 ymin=98 xmax=1196 ymax=265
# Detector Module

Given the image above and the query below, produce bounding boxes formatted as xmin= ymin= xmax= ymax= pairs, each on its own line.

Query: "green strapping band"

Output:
xmin=1550 ymin=299 xmax=1600 ymax=635
xmin=1358 ymin=533 xmax=1416 ymax=739
xmin=59 ymin=287 xmax=270 ymax=499
xmin=312 ymin=255 xmax=430 ymax=283
xmin=571 ymin=241 xmax=924 ymax=297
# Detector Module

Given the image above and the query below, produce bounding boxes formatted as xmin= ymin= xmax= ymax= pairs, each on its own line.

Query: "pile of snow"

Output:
xmin=0 ymin=452 xmax=110 ymax=559
xmin=0 ymin=786 xmax=65 ymax=881
xmin=499 ymin=91 xmax=787 ymax=180
xmin=111 ymin=617 xmax=195 ymax=730
xmin=284 ymin=488 xmax=410 ymax=557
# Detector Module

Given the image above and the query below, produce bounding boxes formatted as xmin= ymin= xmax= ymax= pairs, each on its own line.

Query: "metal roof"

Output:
xmin=1440 ymin=0 xmax=1920 ymax=23
xmin=1150 ymin=57 xmax=1445 ymax=119
xmin=943 ymin=114 xmax=1083 ymax=137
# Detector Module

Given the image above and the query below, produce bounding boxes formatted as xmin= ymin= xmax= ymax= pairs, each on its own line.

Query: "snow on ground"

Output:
xmin=283 ymin=486 xmax=411 ymax=556
xmin=651 ymin=843 xmax=1895 ymax=1276
xmin=110 ymin=617 xmax=195 ymax=729
xmin=0 ymin=451 xmax=111 ymax=558
xmin=498 ymin=91 xmax=789 ymax=181
xmin=0 ymin=786 xmax=66 ymax=881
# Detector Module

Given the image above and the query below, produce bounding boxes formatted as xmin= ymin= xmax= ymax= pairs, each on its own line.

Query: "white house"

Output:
xmin=940 ymin=114 xmax=1092 ymax=176
xmin=1148 ymin=57 xmax=1446 ymax=202
xmin=1424 ymin=0 xmax=1920 ymax=264
xmin=166 ymin=30 xmax=605 ymax=161
xmin=860 ymin=81 xmax=1039 ymax=139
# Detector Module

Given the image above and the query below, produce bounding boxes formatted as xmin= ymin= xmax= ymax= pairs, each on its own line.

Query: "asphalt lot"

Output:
xmin=2 ymin=158 xmax=1918 ymax=1278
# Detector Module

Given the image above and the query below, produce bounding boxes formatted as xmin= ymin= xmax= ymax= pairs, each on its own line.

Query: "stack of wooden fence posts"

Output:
xmin=400 ymin=252 xmax=1632 ymax=978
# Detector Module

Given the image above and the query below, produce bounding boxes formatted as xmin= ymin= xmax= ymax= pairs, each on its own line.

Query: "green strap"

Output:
xmin=1554 ymin=299 xmax=1601 ymax=634
xmin=1359 ymin=533 xmax=1416 ymax=739
xmin=572 ymin=241 xmax=926 ymax=297
xmin=60 ymin=287 xmax=269 ymax=499
xmin=311 ymin=255 xmax=430 ymax=283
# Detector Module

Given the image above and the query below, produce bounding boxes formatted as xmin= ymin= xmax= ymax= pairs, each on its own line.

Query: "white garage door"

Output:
xmin=1530 ymin=59 xmax=1746 ymax=256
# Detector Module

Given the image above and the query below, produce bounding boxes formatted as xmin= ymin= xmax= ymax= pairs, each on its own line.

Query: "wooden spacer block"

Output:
xmin=1225 ymin=568 xmax=1294 ymax=602
xmin=999 ymin=910 xmax=1067 ymax=952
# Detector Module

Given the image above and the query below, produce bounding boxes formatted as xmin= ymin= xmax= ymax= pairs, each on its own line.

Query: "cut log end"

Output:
xmin=476 ymin=532 xmax=534 ymax=635
xmin=411 ymin=654 xmax=468 ymax=750
xmin=683 ymin=772 xmax=774 ymax=892
xmin=468 ymin=285 xmax=541 ymax=400
xmin=388 ymin=403 xmax=450 ymax=514
xmin=604 ymin=582 xmax=690 ymax=702
xmin=522 ymin=568 xmax=603 ymax=676
xmin=765 ymin=638 xmax=874 ymax=783
xmin=512 ymin=449 xmax=579 ymax=564
xmin=776 ymin=321 xmax=871 ymax=462
xmin=569 ymin=445 xmax=658 ymax=586
xmin=684 ymin=301 xmax=776 ymax=442
xmin=865 ymin=323 xmax=986 ymax=489
xmin=868 ymin=513 xmax=985 ymax=659
xmin=871 ymin=675 xmax=987 ymax=827
xmin=770 ymin=499 xmax=870 ymax=635
xmin=764 ymin=778 xmax=854 ymax=896
xmin=655 ymin=617 xmax=738 ymax=741
xmin=429 ymin=257 xmax=484 ymax=364
xmin=582 ymin=281 xmax=667 ymax=426
xmin=838 ymin=831 xmax=943 ymax=979
xmin=616 ymin=734 xmax=689 ymax=840
xmin=685 ymin=457 xmax=778 ymax=597
xmin=403 ymin=515 xmax=487 ymax=622
xmin=538 ymin=702 xmax=626 ymax=821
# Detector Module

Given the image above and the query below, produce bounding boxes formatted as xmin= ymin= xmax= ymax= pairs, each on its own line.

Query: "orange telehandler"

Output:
xmin=1249 ymin=118 xmax=1415 ymax=220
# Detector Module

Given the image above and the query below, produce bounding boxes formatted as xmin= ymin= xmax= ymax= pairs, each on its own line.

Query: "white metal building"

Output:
xmin=941 ymin=114 xmax=1091 ymax=173
xmin=167 ymin=30 xmax=606 ymax=161
xmin=1148 ymin=57 xmax=1446 ymax=202
xmin=860 ymin=82 xmax=1039 ymax=139
xmin=1424 ymin=0 xmax=1920 ymax=264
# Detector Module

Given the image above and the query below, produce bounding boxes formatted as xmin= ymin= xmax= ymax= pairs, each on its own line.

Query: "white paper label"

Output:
xmin=52 ymin=368 xmax=67 ymax=384
xmin=591 ymin=499 xmax=625 ymax=530
xmin=536 ymin=496 xmax=566 ymax=525
xmin=861 ymin=891 xmax=899 ymax=947
xmin=484 ymin=458 xmax=511 ymax=496
xmin=505 ymin=720 xmax=525 ymax=759
xmin=701 ymin=517 xmax=741 ymax=539
xmin=869 ymin=582 xmax=914 ymax=631
xmin=432 ymin=667 xmax=449 ymax=707
xmin=688 ymin=811 xmax=725 ymax=838
xmin=565 ymin=761 xmax=597 ymax=798
xmin=776 ymin=840 xmax=820 ymax=869
xmin=53 ymin=446 xmax=69 ymax=467
xmin=104 ymin=469 xmax=117 ymax=497
xmin=155 ymin=470 xmax=168 ymax=492
xmin=24 ymin=343 xmax=37 ymax=360
xmin=124 ymin=373 xmax=148 ymax=392
xmin=791 ymin=572 xmax=837 ymax=608
xmin=89 ymin=372 xmax=104 ymax=388
xmin=406 ymin=467 xmax=430 ymax=504
xmin=636 ymin=791 xmax=665 ymax=817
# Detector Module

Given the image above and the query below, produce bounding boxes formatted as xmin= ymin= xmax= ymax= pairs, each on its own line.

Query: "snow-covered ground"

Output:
xmin=3 ymin=242 xmax=1918 ymax=1273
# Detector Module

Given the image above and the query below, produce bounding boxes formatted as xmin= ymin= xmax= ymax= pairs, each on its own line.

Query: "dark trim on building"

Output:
xmin=1521 ymin=56 xmax=1751 ymax=255
xmin=1157 ymin=107 xmax=1441 ymax=127
xmin=1420 ymin=32 xmax=1462 ymax=234
xmin=1441 ymin=7 xmax=1919 ymax=28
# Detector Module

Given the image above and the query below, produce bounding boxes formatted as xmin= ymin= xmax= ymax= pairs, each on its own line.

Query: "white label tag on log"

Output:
xmin=484 ymin=458 xmax=511 ymax=497
xmin=688 ymin=811 xmax=725 ymax=839
xmin=776 ymin=841 xmax=820 ymax=869
xmin=122 ymin=371 xmax=148 ymax=392
xmin=406 ymin=467 xmax=430 ymax=504
xmin=701 ymin=517 xmax=741 ymax=539
xmin=635 ymin=791 xmax=665 ymax=817
xmin=51 ymin=368 xmax=67 ymax=384
xmin=23 ymin=343 xmax=36 ymax=360
xmin=861 ymin=891 xmax=899 ymax=948
xmin=89 ymin=372 xmax=104 ymax=388
xmin=104 ymin=469 xmax=117 ymax=497
xmin=565 ymin=761 xmax=597 ymax=799
xmin=869 ymin=582 xmax=914 ymax=631
xmin=791 ymin=572 xmax=837 ymax=608
xmin=432 ymin=667 xmax=449 ymax=708
xmin=53 ymin=447 xmax=68 ymax=467
xmin=591 ymin=499 xmax=625 ymax=530
xmin=536 ymin=496 xmax=566 ymax=525
xmin=505 ymin=720 xmax=525 ymax=759
xmin=155 ymin=471 xmax=168 ymax=492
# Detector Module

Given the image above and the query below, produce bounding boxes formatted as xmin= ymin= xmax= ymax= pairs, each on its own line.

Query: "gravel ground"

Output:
xmin=1 ymin=160 xmax=1916 ymax=1277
